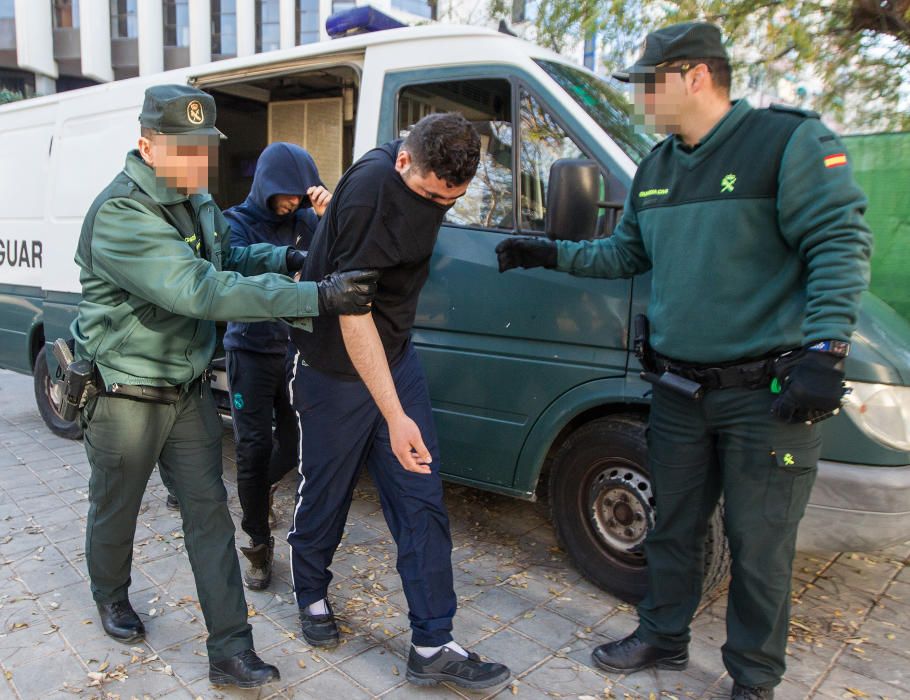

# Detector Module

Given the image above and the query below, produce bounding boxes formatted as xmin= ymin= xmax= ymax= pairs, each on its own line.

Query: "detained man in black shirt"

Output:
xmin=287 ymin=113 xmax=511 ymax=690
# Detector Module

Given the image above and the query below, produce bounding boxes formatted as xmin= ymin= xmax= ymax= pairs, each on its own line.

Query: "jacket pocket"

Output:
xmin=764 ymin=439 xmax=821 ymax=524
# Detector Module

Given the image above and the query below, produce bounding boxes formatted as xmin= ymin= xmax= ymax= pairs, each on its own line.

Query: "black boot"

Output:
xmin=96 ymin=600 xmax=145 ymax=644
xmin=209 ymin=649 xmax=280 ymax=688
xmin=591 ymin=633 xmax=688 ymax=674
xmin=165 ymin=493 xmax=179 ymax=511
xmin=732 ymin=683 xmax=775 ymax=699
xmin=299 ymin=600 xmax=339 ymax=648
xmin=239 ymin=537 xmax=273 ymax=590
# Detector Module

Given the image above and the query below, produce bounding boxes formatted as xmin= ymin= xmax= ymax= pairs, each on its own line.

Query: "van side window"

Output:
xmin=398 ymin=79 xmax=514 ymax=230
xmin=518 ymin=90 xmax=586 ymax=232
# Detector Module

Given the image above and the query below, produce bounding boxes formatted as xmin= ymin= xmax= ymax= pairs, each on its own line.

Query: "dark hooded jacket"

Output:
xmin=223 ymin=142 xmax=324 ymax=355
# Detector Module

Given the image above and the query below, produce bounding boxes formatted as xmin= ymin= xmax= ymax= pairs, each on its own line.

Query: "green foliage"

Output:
xmin=492 ymin=0 xmax=910 ymax=131
xmin=0 ymin=88 xmax=25 ymax=105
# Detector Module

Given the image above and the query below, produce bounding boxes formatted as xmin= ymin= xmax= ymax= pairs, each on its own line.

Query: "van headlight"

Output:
xmin=843 ymin=381 xmax=910 ymax=452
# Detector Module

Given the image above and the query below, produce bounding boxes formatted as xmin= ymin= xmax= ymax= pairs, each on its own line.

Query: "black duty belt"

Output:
xmin=653 ymin=353 xmax=780 ymax=392
xmin=102 ymin=368 xmax=214 ymax=405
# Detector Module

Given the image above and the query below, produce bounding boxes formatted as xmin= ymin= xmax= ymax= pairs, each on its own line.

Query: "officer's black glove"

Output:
xmin=495 ymin=237 xmax=558 ymax=273
xmin=317 ymin=269 xmax=380 ymax=316
xmin=286 ymin=248 xmax=307 ymax=274
xmin=771 ymin=350 xmax=846 ymax=424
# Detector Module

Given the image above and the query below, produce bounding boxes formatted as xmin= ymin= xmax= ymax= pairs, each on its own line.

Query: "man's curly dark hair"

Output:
xmin=403 ymin=113 xmax=480 ymax=187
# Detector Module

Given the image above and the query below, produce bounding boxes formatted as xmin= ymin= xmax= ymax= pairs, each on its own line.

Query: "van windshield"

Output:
xmin=535 ymin=60 xmax=657 ymax=164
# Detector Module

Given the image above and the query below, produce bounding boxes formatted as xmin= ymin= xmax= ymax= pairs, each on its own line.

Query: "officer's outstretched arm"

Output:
xmin=554 ymin=198 xmax=651 ymax=279
xmin=777 ymin=119 xmax=873 ymax=344
xmin=219 ymin=209 xmax=292 ymax=277
xmin=89 ymin=198 xmax=318 ymax=321
xmin=340 ymin=313 xmax=432 ymax=475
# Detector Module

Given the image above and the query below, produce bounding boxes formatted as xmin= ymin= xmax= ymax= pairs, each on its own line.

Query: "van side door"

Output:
xmin=380 ymin=66 xmax=631 ymax=490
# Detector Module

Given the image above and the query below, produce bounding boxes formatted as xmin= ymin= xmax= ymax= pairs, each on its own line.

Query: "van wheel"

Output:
xmin=33 ymin=347 xmax=83 ymax=440
xmin=549 ymin=415 xmax=729 ymax=603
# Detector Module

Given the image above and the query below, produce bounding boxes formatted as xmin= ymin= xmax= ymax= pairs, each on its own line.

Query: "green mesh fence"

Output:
xmin=843 ymin=132 xmax=910 ymax=322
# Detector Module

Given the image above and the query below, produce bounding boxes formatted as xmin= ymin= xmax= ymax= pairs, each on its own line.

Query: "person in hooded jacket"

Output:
xmin=221 ymin=142 xmax=332 ymax=590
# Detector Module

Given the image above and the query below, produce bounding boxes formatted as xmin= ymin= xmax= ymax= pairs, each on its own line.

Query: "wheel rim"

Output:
xmin=43 ymin=369 xmax=68 ymax=421
xmin=587 ymin=461 xmax=655 ymax=565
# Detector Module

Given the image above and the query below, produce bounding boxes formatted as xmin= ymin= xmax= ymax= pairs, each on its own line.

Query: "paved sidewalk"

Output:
xmin=0 ymin=369 xmax=907 ymax=700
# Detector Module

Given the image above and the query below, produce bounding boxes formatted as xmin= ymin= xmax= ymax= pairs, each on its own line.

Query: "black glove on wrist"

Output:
xmin=495 ymin=236 xmax=558 ymax=273
xmin=316 ymin=269 xmax=380 ymax=316
xmin=286 ymin=248 xmax=307 ymax=274
xmin=771 ymin=350 xmax=846 ymax=424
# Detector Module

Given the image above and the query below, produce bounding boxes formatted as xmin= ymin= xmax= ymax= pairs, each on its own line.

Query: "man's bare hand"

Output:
xmin=307 ymin=186 xmax=333 ymax=218
xmin=388 ymin=413 xmax=432 ymax=474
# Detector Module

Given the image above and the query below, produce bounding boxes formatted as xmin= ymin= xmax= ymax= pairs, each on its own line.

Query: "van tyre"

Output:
xmin=549 ymin=415 xmax=729 ymax=603
xmin=33 ymin=346 xmax=83 ymax=440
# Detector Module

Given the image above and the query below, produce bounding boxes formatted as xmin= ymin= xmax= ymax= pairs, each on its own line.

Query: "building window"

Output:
xmin=212 ymin=0 xmax=237 ymax=55
xmin=52 ymin=0 xmax=80 ymax=29
xmin=110 ymin=0 xmax=137 ymax=39
xmin=255 ymin=0 xmax=280 ymax=53
xmin=391 ymin=0 xmax=436 ymax=20
xmin=163 ymin=0 xmax=189 ymax=47
xmin=331 ymin=0 xmax=355 ymax=14
xmin=296 ymin=0 xmax=319 ymax=45
xmin=0 ymin=0 xmax=15 ymax=50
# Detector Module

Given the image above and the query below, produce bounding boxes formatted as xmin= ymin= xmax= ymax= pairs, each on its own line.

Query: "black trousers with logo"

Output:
xmin=635 ymin=384 xmax=820 ymax=689
xmin=226 ymin=348 xmax=298 ymax=545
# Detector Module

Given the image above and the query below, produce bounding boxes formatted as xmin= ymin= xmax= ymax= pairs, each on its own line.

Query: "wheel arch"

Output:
xmin=28 ymin=320 xmax=45 ymax=372
xmin=512 ymin=374 xmax=651 ymax=497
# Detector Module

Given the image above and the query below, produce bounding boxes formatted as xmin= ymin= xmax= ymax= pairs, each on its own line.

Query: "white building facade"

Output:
xmin=0 ymin=0 xmax=438 ymax=98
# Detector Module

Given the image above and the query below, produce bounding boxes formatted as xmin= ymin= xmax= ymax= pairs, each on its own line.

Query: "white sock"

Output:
xmin=414 ymin=640 xmax=468 ymax=658
xmin=305 ymin=599 xmax=329 ymax=615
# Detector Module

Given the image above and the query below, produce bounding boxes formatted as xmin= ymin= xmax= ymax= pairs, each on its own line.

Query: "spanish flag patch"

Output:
xmin=824 ymin=153 xmax=847 ymax=168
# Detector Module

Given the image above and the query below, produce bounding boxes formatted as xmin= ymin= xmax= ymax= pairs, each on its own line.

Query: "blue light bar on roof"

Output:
xmin=326 ymin=6 xmax=407 ymax=38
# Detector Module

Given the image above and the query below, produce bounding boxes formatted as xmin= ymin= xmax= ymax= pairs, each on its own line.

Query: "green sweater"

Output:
xmin=557 ymin=100 xmax=872 ymax=364
xmin=72 ymin=151 xmax=319 ymax=387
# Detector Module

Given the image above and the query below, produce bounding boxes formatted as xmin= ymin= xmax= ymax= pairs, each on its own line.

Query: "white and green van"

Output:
xmin=1 ymin=23 xmax=908 ymax=601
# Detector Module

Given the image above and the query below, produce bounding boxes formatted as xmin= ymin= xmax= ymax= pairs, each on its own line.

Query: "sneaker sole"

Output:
xmin=301 ymin=632 xmax=340 ymax=649
xmin=591 ymin=654 xmax=688 ymax=674
xmin=406 ymin=667 xmax=511 ymax=690
xmin=208 ymin=672 xmax=279 ymax=688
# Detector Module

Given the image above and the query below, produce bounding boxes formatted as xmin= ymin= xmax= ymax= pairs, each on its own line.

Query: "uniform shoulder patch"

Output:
xmin=768 ymin=103 xmax=820 ymax=119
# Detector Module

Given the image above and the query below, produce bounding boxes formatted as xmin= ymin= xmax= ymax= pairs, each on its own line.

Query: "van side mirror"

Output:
xmin=545 ymin=159 xmax=600 ymax=242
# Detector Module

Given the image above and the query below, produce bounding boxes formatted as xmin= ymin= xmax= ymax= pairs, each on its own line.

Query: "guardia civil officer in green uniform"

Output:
xmin=496 ymin=23 xmax=871 ymax=700
xmin=72 ymin=85 xmax=377 ymax=688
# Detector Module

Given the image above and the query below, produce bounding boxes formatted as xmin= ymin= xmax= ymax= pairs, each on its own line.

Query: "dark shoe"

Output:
xmin=591 ymin=634 xmax=688 ymax=674
xmin=239 ymin=537 xmax=274 ymax=590
xmin=165 ymin=493 xmax=179 ymax=511
xmin=299 ymin=601 xmax=339 ymax=648
xmin=406 ymin=645 xmax=511 ymax=690
xmin=209 ymin=648 xmax=280 ymax=688
xmin=96 ymin=600 xmax=145 ymax=644
xmin=732 ymin=683 xmax=775 ymax=700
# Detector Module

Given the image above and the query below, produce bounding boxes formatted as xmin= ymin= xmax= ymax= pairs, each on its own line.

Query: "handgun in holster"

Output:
xmin=633 ymin=315 xmax=704 ymax=400
xmin=52 ymin=338 xmax=98 ymax=422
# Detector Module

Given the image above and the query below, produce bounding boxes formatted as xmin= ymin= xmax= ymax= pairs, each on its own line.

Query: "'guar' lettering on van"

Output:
xmin=0 ymin=240 xmax=43 ymax=268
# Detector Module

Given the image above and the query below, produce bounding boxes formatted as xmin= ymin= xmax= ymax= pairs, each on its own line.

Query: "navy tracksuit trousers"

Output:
xmin=287 ymin=343 xmax=456 ymax=646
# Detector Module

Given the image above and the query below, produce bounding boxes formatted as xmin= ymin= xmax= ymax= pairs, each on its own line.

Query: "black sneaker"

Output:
xmin=732 ymin=683 xmax=774 ymax=700
xmin=299 ymin=601 xmax=339 ymax=648
xmin=406 ymin=645 xmax=511 ymax=690
xmin=96 ymin=600 xmax=145 ymax=644
xmin=165 ymin=493 xmax=179 ymax=511
xmin=209 ymin=648 xmax=280 ymax=688
xmin=591 ymin=633 xmax=688 ymax=674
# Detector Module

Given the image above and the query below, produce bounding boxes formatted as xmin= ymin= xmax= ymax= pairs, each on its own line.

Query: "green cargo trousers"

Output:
xmin=635 ymin=384 xmax=820 ymax=689
xmin=81 ymin=384 xmax=253 ymax=661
